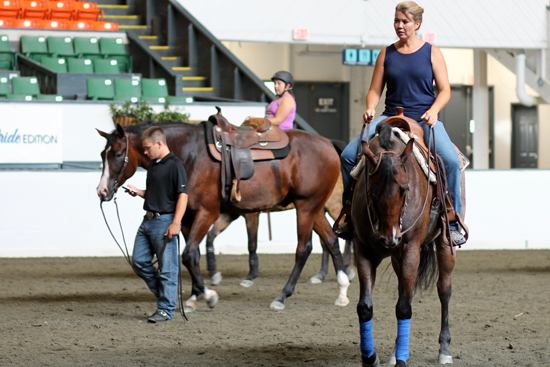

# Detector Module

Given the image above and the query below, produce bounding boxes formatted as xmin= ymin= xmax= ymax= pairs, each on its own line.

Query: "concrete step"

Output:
xmin=181 ymin=76 xmax=208 ymax=88
xmin=103 ymin=15 xmax=143 ymax=26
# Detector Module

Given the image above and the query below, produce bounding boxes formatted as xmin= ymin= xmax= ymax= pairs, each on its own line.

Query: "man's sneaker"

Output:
xmin=450 ymin=229 xmax=466 ymax=246
xmin=148 ymin=310 xmax=170 ymax=323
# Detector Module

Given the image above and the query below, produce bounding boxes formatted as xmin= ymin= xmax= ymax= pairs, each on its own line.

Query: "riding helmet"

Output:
xmin=271 ymin=71 xmax=294 ymax=90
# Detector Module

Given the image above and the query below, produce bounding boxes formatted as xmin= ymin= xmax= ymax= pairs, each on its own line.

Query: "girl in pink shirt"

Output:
xmin=252 ymin=71 xmax=296 ymax=130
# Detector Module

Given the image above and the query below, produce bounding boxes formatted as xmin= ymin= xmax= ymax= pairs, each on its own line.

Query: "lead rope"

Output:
xmin=100 ymin=200 xmax=187 ymax=321
xmin=100 ymin=197 xmax=134 ymax=269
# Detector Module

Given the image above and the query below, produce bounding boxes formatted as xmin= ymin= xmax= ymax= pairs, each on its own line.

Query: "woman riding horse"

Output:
xmin=338 ymin=1 xmax=466 ymax=246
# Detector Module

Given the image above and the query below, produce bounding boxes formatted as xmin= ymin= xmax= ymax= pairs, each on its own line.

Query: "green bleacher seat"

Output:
xmin=67 ymin=58 xmax=94 ymax=73
xmin=20 ymin=36 xmax=50 ymax=63
xmin=36 ymin=94 xmax=63 ymax=102
xmin=99 ymin=37 xmax=132 ymax=73
xmin=0 ymin=76 xmax=10 ymax=97
xmin=11 ymin=76 xmax=40 ymax=96
xmin=141 ymin=78 xmax=191 ymax=103
xmin=6 ymin=94 xmax=33 ymax=101
xmin=0 ymin=35 xmax=15 ymax=70
xmin=93 ymin=58 xmax=120 ymax=74
xmin=47 ymin=36 xmax=76 ymax=59
xmin=74 ymin=37 xmax=102 ymax=59
xmin=114 ymin=78 xmax=141 ymax=102
xmin=86 ymin=78 xmax=114 ymax=100
xmin=141 ymin=78 xmax=168 ymax=102
xmin=41 ymin=57 xmax=68 ymax=73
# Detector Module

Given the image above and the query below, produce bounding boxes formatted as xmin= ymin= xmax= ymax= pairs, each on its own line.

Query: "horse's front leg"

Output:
xmin=270 ymin=203 xmax=316 ymax=310
xmin=312 ymin=209 xmax=350 ymax=306
xmin=391 ymin=243 xmax=421 ymax=367
xmin=181 ymin=210 xmax=219 ymax=313
xmin=240 ymin=212 xmax=260 ymax=287
xmin=356 ymin=242 xmax=381 ymax=367
xmin=436 ymin=239 xmax=456 ymax=364
xmin=205 ymin=212 xmax=240 ymax=285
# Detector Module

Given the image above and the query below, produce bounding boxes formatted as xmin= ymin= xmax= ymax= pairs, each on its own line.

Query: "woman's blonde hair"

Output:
xmin=396 ymin=1 xmax=424 ymax=28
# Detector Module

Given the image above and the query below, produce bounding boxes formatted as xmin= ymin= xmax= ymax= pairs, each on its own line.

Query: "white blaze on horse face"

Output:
xmin=97 ymin=146 xmax=111 ymax=197
xmin=392 ymin=226 xmax=401 ymax=246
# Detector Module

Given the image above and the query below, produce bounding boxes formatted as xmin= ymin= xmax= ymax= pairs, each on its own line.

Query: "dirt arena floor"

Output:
xmin=1 ymin=250 xmax=549 ymax=367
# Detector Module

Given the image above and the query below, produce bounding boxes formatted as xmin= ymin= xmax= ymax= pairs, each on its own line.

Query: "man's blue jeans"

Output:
xmin=341 ymin=116 xmax=463 ymax=216
xmin=132 ymin=213 xmax=179 ymax=318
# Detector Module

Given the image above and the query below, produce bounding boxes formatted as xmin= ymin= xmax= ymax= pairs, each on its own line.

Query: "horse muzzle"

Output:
xmin=378 ymin=232 xmax=402 ymax=249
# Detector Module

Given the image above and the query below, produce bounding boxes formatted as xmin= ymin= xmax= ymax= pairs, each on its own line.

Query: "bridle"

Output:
xmin=362 ymin=124 xmax=433 ymax=240
xmin=113 ymin=134 xmax=130 ymax=192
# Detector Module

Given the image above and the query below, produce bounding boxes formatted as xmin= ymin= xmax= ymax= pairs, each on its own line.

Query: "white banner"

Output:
xmin=0 ymin=104 xmax=63 ymax=163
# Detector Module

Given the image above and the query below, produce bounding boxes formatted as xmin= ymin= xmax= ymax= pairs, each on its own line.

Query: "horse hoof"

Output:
xmin=388 ymin=355 xmax=396 ymax=365
xmin=210 ymin=272 xmax=222 ymax=286
xmin=205 ymin=290 xmax=219 ymax=308
xmin=270 ymin=300 xmax=285 ymax=310
xmin=362 ymin=353 xmax=380 ymax=367
xmin=240 ymin=279 xmax=254 ymax=288
xmin=334 ymin=296 xmax=349 ymax=307
xmin=184 ymin=305 xmax=196 ymax=313
xmin=438 ymin=354 xmax=453 ymax=364
xmin=309 ymin=273 xmax=326 ymax=284
xmin=346 ymin=268 xmax=356 ymax=281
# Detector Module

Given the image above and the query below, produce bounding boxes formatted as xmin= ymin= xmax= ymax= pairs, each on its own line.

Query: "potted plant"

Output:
xmin=109 ymin=100 xmax=155 ymax=126
xmin=154 ymin=99 xmax=190 ymax=123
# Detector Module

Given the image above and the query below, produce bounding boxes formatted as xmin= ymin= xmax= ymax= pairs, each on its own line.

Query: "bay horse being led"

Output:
xmin=97 ymin=119 xmax=349 ymax=311
xmin=352 ymin=122 xmax=464 ymax=366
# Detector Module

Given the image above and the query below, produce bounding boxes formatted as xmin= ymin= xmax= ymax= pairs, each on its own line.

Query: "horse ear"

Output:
xmin=96 ymin=128 xmax=109 ymax=139
xmin=400 ymin=139 xmax=414 ymax=163
xmin=116 ymin=123 xmax=125 ymax=138
xmin=361 ymin=141 xmax=379 ymax=166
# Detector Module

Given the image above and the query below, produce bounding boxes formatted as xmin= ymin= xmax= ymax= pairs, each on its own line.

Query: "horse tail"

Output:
xmin=415 ymin=241 xmax=438 ymax=293
xmin=330 ymin=139 xmax=347 ymax=156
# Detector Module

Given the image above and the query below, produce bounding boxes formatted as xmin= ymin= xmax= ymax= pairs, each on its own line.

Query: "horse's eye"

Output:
xmin=115 ymin=151 xmax=124 ymax=158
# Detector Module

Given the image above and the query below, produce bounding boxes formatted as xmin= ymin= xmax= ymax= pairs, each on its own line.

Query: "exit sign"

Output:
xmin=343 ymin=48 xmax=380 ymax=66
xmin=293 ymin=28 xmax=310 ymax=40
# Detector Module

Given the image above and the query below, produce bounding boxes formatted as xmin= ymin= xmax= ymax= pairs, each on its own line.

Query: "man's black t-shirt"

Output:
xmin=144 ymin=152 xmax=188 ymax=214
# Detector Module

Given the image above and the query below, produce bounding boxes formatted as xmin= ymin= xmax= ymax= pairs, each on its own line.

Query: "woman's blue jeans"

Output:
xmin=341 ymin=115 xmax=462 ymax=216
xmin=132 ymin=213 xmax=179 ymax=318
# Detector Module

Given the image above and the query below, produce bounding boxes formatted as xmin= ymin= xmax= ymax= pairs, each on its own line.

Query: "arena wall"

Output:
xmin=1 ymin=169 xmax=548 ymax=257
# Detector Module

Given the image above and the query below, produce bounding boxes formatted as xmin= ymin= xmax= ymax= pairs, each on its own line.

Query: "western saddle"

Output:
xmin=206 ymin=106 xmax=290 ymax=207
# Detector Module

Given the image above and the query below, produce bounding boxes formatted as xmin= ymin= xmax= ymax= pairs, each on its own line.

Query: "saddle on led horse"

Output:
xmin=205 ymin=106 xmax=289 ymax=207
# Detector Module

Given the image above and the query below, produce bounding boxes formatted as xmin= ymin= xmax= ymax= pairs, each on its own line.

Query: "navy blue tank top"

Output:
xmin=382 ymin=42 xmax=435 ymax=122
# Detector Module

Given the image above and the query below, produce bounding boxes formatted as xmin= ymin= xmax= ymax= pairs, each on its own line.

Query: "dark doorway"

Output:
xmin=511 ymin=104 xmax=538 ymax=168
xmin=293 ymin=81 xmax=350 ymax=142
xmin=438 ymin=85 xmax=494 ymax=168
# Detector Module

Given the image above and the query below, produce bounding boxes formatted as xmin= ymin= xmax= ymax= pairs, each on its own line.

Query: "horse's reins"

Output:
xmin=361 ymin=121 xmax=434 ymax=239
xmin=99 ymin=134 xmax=187 ymax=321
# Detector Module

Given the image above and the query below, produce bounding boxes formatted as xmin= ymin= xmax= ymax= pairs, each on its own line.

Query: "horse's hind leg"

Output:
xmin=240 ymin=212 xmax=260 ymax=288
xmin=313 ymin=209 xmax=350 ymax=306
xmin=206 ymin=212 xmax=240 ymax=285
xmin=270 ymin=202 xmax=317 ymax=310
xmin=436 ymin=239 xmax=456 ymax=364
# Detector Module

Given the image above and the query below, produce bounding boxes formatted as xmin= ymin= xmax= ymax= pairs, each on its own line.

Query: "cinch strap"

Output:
xmin=359 ymin=320 xmax=375 ymax=358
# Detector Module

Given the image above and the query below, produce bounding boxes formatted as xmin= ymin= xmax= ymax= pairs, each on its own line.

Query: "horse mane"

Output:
xmin=370 ymin=123 xmax=398 ymax=202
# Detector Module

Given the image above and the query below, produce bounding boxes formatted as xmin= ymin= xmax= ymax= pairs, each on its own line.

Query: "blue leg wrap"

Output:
xmin=359 ymin=320 xmax=375 ymax=358
xmin=396 ymin=318 xmax=411 ymax=361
